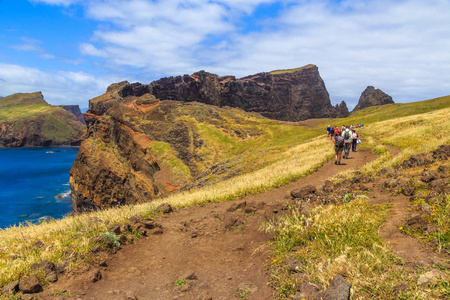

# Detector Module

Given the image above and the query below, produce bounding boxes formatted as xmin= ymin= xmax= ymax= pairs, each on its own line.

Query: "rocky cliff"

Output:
xmin=58 ymin=105 xmax=86 ymax=125
xmin=70 ymin=82 xmax=323 ymax=212
xmin=0 ymin=92 xmax=86 ymax=147
xmin=353 ymin=86 xmax=394 ymax=111
xmin=121 ymin=65 xmax=348 ymax=121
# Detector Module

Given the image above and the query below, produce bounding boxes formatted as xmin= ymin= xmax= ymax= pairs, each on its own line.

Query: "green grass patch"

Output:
xmin=174 ymin=278 xmax=187 ymax=287
xmin=305 ymin=95 xmax=450 ymax=131
xmin=270 ymin=64 xmax=315 ymax=75
xmin=0 ymin=103 xmax=52 ymax=121
xmin=262 ymin=197 xmax=450 ymax=299
xmin=149 ymin=141 xmax=191 ymax=184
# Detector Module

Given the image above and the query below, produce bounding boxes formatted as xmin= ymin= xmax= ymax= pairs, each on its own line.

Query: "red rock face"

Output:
xmin=70 ymin=65 xmax=349 ymax=212
xmin=148 ymin=65 xmax=347 ymax=121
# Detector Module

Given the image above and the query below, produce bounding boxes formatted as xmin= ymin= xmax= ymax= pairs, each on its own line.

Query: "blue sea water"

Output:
xmin=0 ymin=147 xmax=78 ymax=229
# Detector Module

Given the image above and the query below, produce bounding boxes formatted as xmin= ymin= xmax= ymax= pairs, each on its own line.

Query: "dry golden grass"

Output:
xmin=2 ymin=96 xmax=450 ymax=297
xmin=263 ymin=105 xmax=450 ymax=299
xmin=263 ymin=196 xmax=450 ymax=299
xmin=0 ymin=137 xmax=333 ymax=288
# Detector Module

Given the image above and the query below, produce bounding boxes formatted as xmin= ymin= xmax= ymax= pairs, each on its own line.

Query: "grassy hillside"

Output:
xmin=304 ymin=95 xmax=450 ymax=130
xmin=0 ymin=92 xmax=52 ymax=121
xmin=73 ymin=95 xmax=325 ymax=211
xmin=0 ymin=92 xmax=85 ymax=147
xmin=1 ymin=93 xmax=450 ymax=297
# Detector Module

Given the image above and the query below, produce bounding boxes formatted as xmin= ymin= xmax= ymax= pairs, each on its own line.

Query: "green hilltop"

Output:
xmin=0 ymin=92 xmax=85 ymax=147
xmin=303 ymin=94 xmax=450 ymax=129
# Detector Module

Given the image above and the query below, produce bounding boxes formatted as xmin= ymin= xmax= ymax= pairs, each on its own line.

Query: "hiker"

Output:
xmin=334 ymin=131 xmax=344 ymax=164
xmin=352 ymin=130 xmax=358 ymax=152
xmin=334 ymin=127 xmax=340 ymax=143
xmin=330 ymin=126 xmax=335 ymax=140
xmin=327 ymin=125 xmax=331 ymax=137
xmin=342 ymin=127 xmax=352 ymax=159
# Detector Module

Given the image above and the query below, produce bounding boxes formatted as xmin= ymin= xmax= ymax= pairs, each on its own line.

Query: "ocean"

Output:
xmin=0 ymin=147 xmax=79 ymax=229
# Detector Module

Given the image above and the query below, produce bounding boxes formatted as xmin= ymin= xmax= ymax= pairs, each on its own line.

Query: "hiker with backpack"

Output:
xmin=352 ymin=130 xmax=359 ymax=152
xmin=327 ymin=125 xmax=331 ymax=137
xmin=334 ymin=130 xmax=344 ymax=164
xmin=342 ymin=127 xmax=352 ymax=159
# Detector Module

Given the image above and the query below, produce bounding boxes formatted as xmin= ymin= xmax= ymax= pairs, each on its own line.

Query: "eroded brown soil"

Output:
xmin=374 ymin=191 xmax=446 ymax=267
xmin=39 ymin=143 xmax=376 ymax=300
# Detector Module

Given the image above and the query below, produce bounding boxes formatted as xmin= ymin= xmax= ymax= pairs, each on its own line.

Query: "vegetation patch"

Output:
xmin=2 ymin=92 xmax=450 ymax=296
xmin=262 ymin=194 xmax=450 ymax=299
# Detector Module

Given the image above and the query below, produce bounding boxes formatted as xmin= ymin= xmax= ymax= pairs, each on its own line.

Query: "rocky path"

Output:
xmin=375 ymin=192 xmax=444 ymax=267
xmin=367 ymin=141 xmax=448 ymax=269
xmin=40 ymin=144 xmax=377 ymax=300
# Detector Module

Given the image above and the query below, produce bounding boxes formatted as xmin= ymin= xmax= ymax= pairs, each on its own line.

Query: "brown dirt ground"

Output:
xmin=38 ymin=140 xmax=425 ymax=300
xmin=370 ymin=183 xmax=449 ymax=269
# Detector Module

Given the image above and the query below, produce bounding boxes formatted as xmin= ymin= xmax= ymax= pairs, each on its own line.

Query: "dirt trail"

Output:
xmin=371 ymin=186 xmax=447 ymax=268
xmin=40 ymin=142 xmax=376 ymax=300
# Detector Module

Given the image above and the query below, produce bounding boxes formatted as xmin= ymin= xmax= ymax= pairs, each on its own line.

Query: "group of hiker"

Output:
xmin=327 ymin=125 xmax=361 ymax=165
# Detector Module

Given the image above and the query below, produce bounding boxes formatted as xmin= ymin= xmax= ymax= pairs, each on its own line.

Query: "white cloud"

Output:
xmin=73 ymin=0 xmax=450 ymax=109
xmin=10 ymin=37 xmax=56 ymax=59
xmin=29 ymin=0 xmax=81 ymax=6
xmin=17 ymin=0 xmax=450 ymax=110
xmin=0 ymin=63 xmax=121 ymax=107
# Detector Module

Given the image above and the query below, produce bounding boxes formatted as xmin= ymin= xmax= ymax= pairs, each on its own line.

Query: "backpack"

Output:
xmin=344 ymin=130 xmax=350 ymax=140
xmin=336 ymin=136 xmax=345 ymax=146
xmin=352 ymin=132 xmax=358 ymax=139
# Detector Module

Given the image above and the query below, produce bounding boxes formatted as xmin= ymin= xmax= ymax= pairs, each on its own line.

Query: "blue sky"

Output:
xmin=0 ymin=0 xmax=449 ymax=109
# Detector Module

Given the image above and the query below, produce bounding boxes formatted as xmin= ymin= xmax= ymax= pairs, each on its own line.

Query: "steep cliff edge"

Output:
xmin=353 ymin=86 xmax=394 ymax=111
xmin=0 ymin=92 xmax=86 ymax=147
xmin=147 ymin=65 xmax=348 ymax=121
xmin=58 ymin=105 xmax=86 ymax=125
xmin=70 ymin=83 xmax=322 ymax=212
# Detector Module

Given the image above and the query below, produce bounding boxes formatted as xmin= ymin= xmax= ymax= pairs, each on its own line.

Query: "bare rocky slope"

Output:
xmin=58 ymin=105 xmax=86 ymax=125
xmin=0 ymin=92 xmax=85 ymax=147
xmin=119 ymin=64 xmax=348 ymax=121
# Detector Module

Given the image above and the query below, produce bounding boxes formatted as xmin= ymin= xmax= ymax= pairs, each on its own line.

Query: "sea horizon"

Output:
xmin=0 ymin=147 xmax=78 ymax=229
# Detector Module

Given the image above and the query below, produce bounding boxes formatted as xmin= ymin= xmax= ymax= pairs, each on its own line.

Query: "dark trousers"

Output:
xmin=352 ymin=139 xmax=357 ymax=151
xmin=344 ymin=143 xmax=351 ymax=158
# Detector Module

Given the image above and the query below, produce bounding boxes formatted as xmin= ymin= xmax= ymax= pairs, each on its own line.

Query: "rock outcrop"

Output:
xmin=70 ymin=78 xmax=327 ymax=211
xmin=0 ymin=92 xmax=86 ymax=147
xmin=336 ymin=101 xmax=349 ymax=118
xmin=58 ymin=105 xmax=86 ymax=125
xmin=119 ymin=65 xmax=348 ymax=121
xmin=70 ymin=65 xmax=349 ymax=211
xmin=353 ymin=86 xmax=394 ymax=111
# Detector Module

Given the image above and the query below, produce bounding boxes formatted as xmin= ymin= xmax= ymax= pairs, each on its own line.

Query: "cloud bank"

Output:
xmin=0 ymin=63 xmax=120 ymax=107
xmin=5 ymin=0 xmax=450 ymax=109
